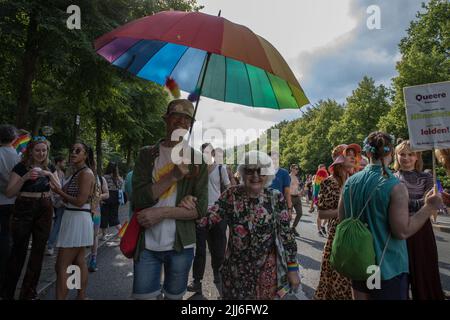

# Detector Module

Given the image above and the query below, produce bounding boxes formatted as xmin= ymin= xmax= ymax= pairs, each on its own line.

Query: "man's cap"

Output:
xmin=166 ymin=99 xmax=195 ymax=119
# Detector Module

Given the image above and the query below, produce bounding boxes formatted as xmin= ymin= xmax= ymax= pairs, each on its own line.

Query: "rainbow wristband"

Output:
xmin=287 ymin=262 xmax=299 ymax=272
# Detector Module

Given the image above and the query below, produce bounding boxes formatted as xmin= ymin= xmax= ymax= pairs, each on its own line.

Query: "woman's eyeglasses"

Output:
xmin=244 ymin=167 xmax=263 ymax=176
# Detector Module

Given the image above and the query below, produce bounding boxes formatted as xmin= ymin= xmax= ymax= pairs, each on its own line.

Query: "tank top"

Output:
xmin=342 ymin=164 xmax=408 ymax=280
xmin=64 ymin=167 xmax=91 ymax=205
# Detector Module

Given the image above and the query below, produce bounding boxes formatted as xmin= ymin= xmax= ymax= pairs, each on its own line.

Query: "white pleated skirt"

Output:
xmin=56 ymin=204 xmax=94 ymax=248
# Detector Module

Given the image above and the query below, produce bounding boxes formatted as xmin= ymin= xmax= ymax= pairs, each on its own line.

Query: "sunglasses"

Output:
xmin=244 ymin=167 xmax=264 ymax=176
xmin=71 ymin=147 xmax=84 ymax=155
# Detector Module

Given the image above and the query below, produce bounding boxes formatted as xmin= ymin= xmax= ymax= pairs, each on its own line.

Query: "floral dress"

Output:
xmin=199 ymin=185 xmax=298 ymax=300
xmin=314 ymin=176 xmax=352 ymax=300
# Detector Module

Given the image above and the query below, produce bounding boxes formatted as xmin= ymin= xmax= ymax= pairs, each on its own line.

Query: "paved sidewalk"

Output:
xmin=12 ymin=205 xmax=131 ymax=299
xmin=22 ymin=201 xmax=450 ymax=300
xmin=432 ymin=208 xmax=450 ymax=234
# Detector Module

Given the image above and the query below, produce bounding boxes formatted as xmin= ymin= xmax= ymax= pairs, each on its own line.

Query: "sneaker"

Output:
xmin=321 ymin=226 xmax=328 ymax=237
xmin=292 ymin=228 xmax=300 ymax=238
xmin=46 ymin=248 xmax=54 ymax=256
xmin=187 ymin=281 xmax=202 ymax=293
xmin=88 ymin=257 xmax=98 ymax=272
xmin=100 ymin=233 xmax=109 ymax=241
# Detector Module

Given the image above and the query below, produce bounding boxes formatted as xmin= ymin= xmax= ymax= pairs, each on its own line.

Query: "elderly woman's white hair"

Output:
xmin=237 ymin=151 xmax=276 ymax=187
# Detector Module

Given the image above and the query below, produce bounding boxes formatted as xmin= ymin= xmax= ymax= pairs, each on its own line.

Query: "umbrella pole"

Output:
xmin=189 ymin=52 xmax=212 ymax=136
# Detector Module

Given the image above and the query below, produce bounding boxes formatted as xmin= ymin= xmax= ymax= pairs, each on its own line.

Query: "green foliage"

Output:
xmin=328 ymin=76 xmax=391 ymax=147
xmin=378 ymin=0 xmax=450 ymax=139
xmin=0 ymin=0 xmax=200 ymax=169
xmin=436 ymin=167 xmax=449 ymax=189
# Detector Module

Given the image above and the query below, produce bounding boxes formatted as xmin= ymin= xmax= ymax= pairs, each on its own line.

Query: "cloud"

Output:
xmin=297 ymin=0 xmax=427 ymax=104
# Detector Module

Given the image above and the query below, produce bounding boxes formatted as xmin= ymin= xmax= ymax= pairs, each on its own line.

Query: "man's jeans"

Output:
xmin=192 ymin=220 xmax=227 ymax=282
xmin=47 ymin=207 xmax=64 ymax=250
xmin=0 ymin=204 xmax=14 ymax=290
xmin=132 ymin=248 xmax=194 ymax=300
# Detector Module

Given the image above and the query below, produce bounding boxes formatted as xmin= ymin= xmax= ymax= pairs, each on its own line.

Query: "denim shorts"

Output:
xmin=132 ymin=248 xmax=194 ymax=300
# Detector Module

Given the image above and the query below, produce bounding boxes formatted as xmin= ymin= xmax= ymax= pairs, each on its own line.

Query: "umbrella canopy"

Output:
xmin=94 ymin=10 xmax=309 ymax=109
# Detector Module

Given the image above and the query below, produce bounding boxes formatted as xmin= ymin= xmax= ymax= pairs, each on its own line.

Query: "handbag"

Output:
xmin=120 ymin=209 xmax=143 ymax=259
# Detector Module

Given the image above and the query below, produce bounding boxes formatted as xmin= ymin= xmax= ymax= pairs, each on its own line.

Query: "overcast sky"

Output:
xmin=187 ymin=0 xmax=428 ymax=148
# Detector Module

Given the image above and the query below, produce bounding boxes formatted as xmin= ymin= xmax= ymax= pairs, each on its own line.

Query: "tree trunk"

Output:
xmin=126 ymin=144 xmax=132 ymax=171
xmin=96 ymin=114 xmax=103 ymax=176
xmin=33 ymin=114 xmax=43 ymax=136
xmin=16 ymin=11 xmax=40 ymax=129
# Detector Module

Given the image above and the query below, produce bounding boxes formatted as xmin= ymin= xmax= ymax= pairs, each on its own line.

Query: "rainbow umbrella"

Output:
xmin=94 ymin=10 xmax=309 ymax=118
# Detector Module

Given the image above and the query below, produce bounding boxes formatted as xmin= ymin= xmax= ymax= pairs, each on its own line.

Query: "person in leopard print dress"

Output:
xmin=314 ymin=144 xmax=360 ymax=300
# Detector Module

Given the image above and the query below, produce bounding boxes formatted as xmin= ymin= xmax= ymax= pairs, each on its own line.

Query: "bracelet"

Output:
xmin=287 ymin=262 xmax=299 ymax=272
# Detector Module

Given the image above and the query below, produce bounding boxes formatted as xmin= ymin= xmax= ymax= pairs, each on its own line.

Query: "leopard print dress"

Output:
xmin=314 ymin=176 xmax=353 ymax=300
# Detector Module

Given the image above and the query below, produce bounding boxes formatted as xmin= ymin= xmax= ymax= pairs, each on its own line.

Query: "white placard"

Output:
xmin=404 ymin=81 xmax=450 ymax=151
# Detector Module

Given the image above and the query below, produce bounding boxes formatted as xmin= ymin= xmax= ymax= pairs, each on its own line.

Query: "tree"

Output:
xmin=378 ymin=0 xmax=450 ymax=139
xmin=328 ymin=76 xmax=391 ymax=146
xmin=0 ymin=0 xmax=202 ymax=170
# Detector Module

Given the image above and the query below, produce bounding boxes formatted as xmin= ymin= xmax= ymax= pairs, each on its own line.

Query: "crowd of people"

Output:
xmin=0 ymin=98 xmax=449 ymax=300
xmin=0 ymin=125 xmax=130 ymax=300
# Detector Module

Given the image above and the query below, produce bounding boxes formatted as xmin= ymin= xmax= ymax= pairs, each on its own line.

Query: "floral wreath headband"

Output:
xmin=362 ymin=134 xmax=395 ymax=154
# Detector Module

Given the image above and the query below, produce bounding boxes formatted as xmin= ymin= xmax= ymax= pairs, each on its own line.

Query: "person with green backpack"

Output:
xmin=334 ymin=131 xmax=443 ymax=300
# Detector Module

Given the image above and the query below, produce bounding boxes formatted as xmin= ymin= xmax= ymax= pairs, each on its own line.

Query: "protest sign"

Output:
xmin=404 ymin=81 xmax=450 ymax=151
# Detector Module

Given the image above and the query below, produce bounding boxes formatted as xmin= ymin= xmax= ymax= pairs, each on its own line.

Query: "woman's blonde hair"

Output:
xmin=435 ymin=149 xmax=450 ymax=172
xmin=22 ymin=140 xmax=51 ymax=169
xmin=393 ymin=140 xmax=423 ymax=172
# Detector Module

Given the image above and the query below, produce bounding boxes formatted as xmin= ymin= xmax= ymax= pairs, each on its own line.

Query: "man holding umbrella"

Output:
xmin=131 ymin=99 xmax=208 ymax=300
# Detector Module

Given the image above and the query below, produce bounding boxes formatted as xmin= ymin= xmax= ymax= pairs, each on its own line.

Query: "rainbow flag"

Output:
xmin=12 ymin=134 xmax=31 ymax=155
xmin=312 ymin=168 xmax=329 ymax=204
xmin=117 ymin=221 xmax=129 ymax=238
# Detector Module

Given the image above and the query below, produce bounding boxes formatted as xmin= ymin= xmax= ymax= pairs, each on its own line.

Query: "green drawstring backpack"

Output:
xmin=330 ymin=183 xmax=390 ymax=281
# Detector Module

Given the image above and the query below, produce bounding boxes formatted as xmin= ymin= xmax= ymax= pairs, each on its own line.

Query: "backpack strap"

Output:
xmin=350 ymin=181 xmax=391 ymax=268
xmin=379 ymin=234 xmax=391 ymax=267
xmin=349 ymin=184 xmax=379 ymax=219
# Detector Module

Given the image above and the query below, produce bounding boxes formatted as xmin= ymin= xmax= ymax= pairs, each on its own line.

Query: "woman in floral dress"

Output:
xmin=314 ymin=144 xmax=360 ymax=300
xmin=194 ymin=151 xmax=300 ymax=300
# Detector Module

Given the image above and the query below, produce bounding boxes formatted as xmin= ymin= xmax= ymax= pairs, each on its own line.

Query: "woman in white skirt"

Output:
xmin=50 ymin=142 xmax=95 ymax=300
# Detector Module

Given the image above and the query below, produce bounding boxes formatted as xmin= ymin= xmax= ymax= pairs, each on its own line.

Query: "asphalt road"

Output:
xmin=40 ymin=202 xmax=450 ymax=300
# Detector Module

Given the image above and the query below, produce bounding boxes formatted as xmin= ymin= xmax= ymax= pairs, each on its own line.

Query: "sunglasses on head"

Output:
xmin=33 ymin=136 xmax=47 ymax=142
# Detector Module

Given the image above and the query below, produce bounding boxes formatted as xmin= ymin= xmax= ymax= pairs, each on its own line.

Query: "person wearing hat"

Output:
xmin=314 ymin=144 xmax=355 ymax=300
xmin=343 ymin=144 xmax=362 ymax=173
xmin=131 ymin=99 xmax=208 ymax=300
